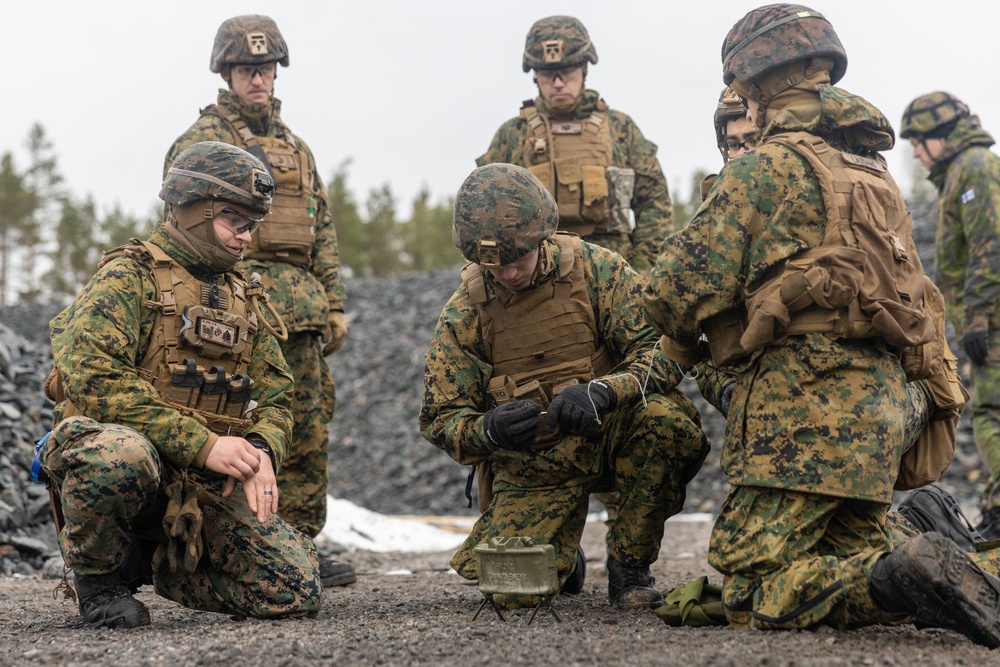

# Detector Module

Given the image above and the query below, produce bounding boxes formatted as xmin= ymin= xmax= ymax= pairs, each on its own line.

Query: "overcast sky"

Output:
xmin=7 ymin=0 xmax=999 ymax=224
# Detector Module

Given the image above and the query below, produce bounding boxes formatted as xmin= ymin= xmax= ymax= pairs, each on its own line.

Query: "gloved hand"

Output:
xmin=962 ymin=330 xmax=990 ymax=367
xmin=162 ymin=478 xmax=206 ymax=574
xmin=483 ymin=400 xmax=543 ymax=450
xmin=719 ymin=382 xmax=735 ymax=418
xmin=546 ymin=380 xmax=617 ymax=434
xmin=321 ymin=310 xmax=348 ymax=357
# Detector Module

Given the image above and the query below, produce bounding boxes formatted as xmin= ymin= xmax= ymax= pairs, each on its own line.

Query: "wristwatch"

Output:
xmin=247 ymin=437 xmax=271 ymax=454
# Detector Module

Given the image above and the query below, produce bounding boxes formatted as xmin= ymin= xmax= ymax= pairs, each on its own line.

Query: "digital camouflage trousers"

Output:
xmin=42 ymin=416 xmax=321 ymax=619
xmin=278 ymin=332 xmax=337 ymax=538
xmin=452 ymin=390 xmax=708 ymax=604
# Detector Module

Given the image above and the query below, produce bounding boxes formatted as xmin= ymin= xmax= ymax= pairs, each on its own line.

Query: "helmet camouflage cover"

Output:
xmin=900 ymin=92 xmax=971 ymax=139
xmin=453 ymin=164 xmax=558 ymax=267
xmin=715 ymin=86 xmax=747 ymax=152
xmin=722 ymin=4 xmax=847 ymax=86
xmin=160 ymin=141 xmax=275 ymax=214
xmin=210 ymin=15 xmax=290 ymax=73
xmin=522 ymin=15 xmax=598 ymax=72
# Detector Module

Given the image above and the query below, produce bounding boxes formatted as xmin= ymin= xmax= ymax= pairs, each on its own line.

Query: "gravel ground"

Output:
xmin=1 ymin=519 xmax=994 ymax=666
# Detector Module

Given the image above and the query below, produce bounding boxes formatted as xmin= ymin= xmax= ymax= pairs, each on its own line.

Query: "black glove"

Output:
xmin=962 ymin=330 xmax=990 ymax=367
xmin=719 ymin=382 xmax=735 ymax=418
xmin=546 ymin=381 xmax=617 ymax=434
xmin=483 ymin=400 xmax=543 ymax=450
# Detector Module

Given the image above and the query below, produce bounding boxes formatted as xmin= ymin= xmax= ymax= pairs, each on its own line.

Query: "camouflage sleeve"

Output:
xmin=418 ymin=287 xmax=497 ymax=466
xmin=475 ymin=118 xmax=526 ymax=167
xmin=298 ymin=136 xmax=345 ymax=312
xmin=611 ymin=111 xmax=674 ymax=273
xmin=50 ymin=259 xmax=218 ymax=469
xmin=644 ymin=145 xmax=824 ymax=357
xmin=937 ymin=149 xmax=1000 ymax=334
xmin=163 ymin=114 xmax=236 ymax=178
xmin=244 ymin=326 xmax=295 ymax=467
xmin=695 ymin=360 xmax=744 ymax=413
xmin=582 ymin=242 xmax=683 ymax=402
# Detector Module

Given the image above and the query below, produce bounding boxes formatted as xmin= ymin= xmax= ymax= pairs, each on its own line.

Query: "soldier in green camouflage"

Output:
xmin=420 ymin=163 xmax=708 ymax=610
xmin=901 ymin=92 xmax=1000 ymax=539
xmin=41 ymin=141 xmax=321 ymax=629
xmin=476 ymin=16 xmax=673 ymax=275
xmin=644 ymin=4 xmax=1000 ymax=648
xmin=164 ymin=15 xmax=354 ymax=587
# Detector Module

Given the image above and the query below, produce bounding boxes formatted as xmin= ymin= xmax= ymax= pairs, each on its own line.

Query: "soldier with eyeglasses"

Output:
xmin=164 ymin=15 xmax=354 ymax=590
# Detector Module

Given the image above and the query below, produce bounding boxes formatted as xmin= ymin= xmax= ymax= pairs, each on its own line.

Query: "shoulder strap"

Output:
xmin=200 ymin=104 xmax=259 ymax=149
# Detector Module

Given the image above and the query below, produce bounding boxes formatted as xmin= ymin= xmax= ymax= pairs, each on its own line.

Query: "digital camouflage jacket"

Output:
xmin=477 ymin=89 xmax=673 ymax=273
xmin=644 ymin=86 xmax=910 ymax=503
xmin=420 ymin=237 xmax=682 ymax=466
xmin=50 ymin=223 xmax=294 ymax=470
xmin=165 ymin=90 xmax=344 ymax=332
xmin=927 ymin=117 xmax=1000 ymax=336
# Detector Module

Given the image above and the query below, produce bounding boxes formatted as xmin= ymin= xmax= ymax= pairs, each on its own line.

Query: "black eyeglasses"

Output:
xmin=725 ymin=138 xmax=756 ymax=154
xmin=535 ymin=66 xmax=583 ymax=84
xmin=231 ymin=63 xmax=276 ymax=80
xmin=221 ymin=207 xmax=264 ymax=235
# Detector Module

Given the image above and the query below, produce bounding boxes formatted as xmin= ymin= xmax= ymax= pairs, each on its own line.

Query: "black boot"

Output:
xmin=869 ymin=532 xmax=1000 ymax=648
xmin=975 ymin=505 xmax=1000 ymax=541
xmin=319 ymin=557 xmax=357 ymax=588
xmin=897 ymin=484 xmax=984 ymax=550
xmin=118 ymin=537 xmax=157 ymax=593
xmin=607 ymin=556 xmax=663 ymax=609
xmin=561 ymin=548 xmax=586 ymax=595
xmin=75 ymin=572 xmax=151 ymax=629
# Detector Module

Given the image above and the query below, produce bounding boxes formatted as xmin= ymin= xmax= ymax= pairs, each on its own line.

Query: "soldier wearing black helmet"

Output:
xmin=164 ymin=15 xmax=354 ymax=588
xmin=420 ymin=163 xmax=708 ymax=610
xmin=41 ymin=141 xmax=321 ymax=629
xmin=477 ymin=16 xmax=674 ymax=276
xmin=901 ymin=92 xmax=1000 ymax=541
xmin=645 ymin=4 xmax=1000 ymax=646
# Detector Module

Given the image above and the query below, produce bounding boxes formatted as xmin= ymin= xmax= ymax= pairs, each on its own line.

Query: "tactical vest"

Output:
xmin=704 ymin=132 xmax=936 ymax=375
xmin=519 ymin=100 xmax=627 ymax=237
xmin=96 ymin=241 xmax=261 ymax=435
xmin=462 ymin=234 xmax=613 ymax=446
xmin=201 ymin=105 xmax=318 ymax=267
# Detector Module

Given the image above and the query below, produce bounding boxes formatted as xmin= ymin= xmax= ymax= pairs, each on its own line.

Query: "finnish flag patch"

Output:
xmin=962 ymin=189 xmax=976 ymax=204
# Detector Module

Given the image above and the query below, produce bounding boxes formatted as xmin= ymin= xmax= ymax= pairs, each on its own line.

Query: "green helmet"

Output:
xmin=721 ymin=4 xmax=846 ymax=87
xmin=453 ymin=164 xmax=558 ymax=267
xmin=522 ymin=16 xmax=598 ymax=73
xmin=210 ymin=15 xmax=290 ymax=74
xmin=900 ymin=92 xmax=970 ymax=139
xmin=715 ymin=86 xmax=747 ymax=156
xmin=160 ymin=141 xmax=274 ymax=214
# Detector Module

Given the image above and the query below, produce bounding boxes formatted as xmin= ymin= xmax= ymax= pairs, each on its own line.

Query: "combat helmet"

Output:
xmin=715 ymin=86 xmax=748 ymax=159
xmin=721 ymin=4 xmax=847 ymax=92
xmin=210 ymin=15 xmax=289 ymax=73
xmin=523 ymin=16 xmax=598 ymax=72
xmin=161 ymin=142 xmax=275 ymax=270
xmin=900 ymin=92 xmax=970 ymax=139
xmin=161 ymin=141 xmax=274 ymax=213
xmin=453 ymin=164 xmax=558 ymax=267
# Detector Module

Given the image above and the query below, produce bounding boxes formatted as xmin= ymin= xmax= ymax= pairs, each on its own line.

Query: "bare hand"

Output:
xmin=204 ymin=436 xmax=261 ymax=481
xmin=242 ymin=452 xmax=278 ymax=523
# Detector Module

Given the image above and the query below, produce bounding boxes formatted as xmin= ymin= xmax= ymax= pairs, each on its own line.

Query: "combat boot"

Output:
xmin=319 ymin=558 xmax=357 ymax=588
xmin=118 ymin=537 xmax=157 ymax=593
xmin=975 ymin=505 xmax=1000 ymax=541
xmin=869 ymin=532 xmax=1000 ymax=648
xmin=561 ymin=548 xmax=586 ymax=595
xmin=607 ymin=556 xmax=663 ymax=608
xmin=75 ymin=572 xmax=151 ymax=629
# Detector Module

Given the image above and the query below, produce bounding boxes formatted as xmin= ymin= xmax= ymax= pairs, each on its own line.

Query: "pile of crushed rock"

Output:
xmin=0 ymin=200 xmax=988 ymax=575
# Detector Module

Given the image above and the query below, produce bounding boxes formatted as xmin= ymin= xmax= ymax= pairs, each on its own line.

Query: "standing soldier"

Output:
xmin=645 ymin=3 xmax=1000 ymax=647
xmin=900 ymin=92 xmax=1000 ymax=539
xmin=478 ymin=14 xmax=675 ymax=538
xmin=165 ymin=15 xmax=354 ymax=587
xmin=477 ymin=15 xmax=674 ymax=275
xmin=42 ymin=142 xmax=321 ymax=628
xmin=420 ymin=163 xmax=708 ymax=609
